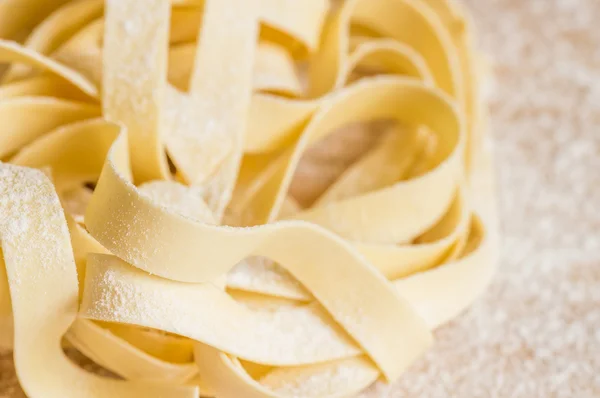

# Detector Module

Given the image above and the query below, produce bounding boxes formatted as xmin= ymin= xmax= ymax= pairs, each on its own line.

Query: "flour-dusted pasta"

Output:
xmin=0 ymin=0 xmax=497 ymax=396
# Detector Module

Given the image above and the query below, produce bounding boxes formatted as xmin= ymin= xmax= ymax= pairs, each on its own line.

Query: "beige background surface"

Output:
xmin=2 ymin=0 xmax=600 ymax=396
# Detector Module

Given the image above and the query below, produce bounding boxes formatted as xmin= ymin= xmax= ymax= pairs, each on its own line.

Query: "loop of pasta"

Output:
xmin=0 ymin=0 xmax=497 ymax=397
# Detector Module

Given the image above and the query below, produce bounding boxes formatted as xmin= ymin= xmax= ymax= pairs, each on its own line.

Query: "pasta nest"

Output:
xmin=0 ymin=0 xmax=497 ymax=396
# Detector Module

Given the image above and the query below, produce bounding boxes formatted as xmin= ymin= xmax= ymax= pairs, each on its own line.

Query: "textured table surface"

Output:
xmin=2 ymin=0 xmax=600 ymax=396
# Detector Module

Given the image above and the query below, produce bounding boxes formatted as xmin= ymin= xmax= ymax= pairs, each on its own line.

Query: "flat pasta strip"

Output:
xmin=0 ymin=165 xmax=198 ymax=397
xmin=2 ymin=0 xmax=103 ymax=83
xmin=0 ymin=0 xmax=497 ymax=397
xmin=8 ymin=122 xmax=203 ymax=386
xmin=171 ymin=0 xmax=260 ymax=217
xmin=103 ymin=0 xmax=171 ymax=183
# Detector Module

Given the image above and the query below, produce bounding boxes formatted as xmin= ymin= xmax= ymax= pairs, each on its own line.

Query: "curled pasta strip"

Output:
xmin=0 ymin=165 xmax=198 ymax=397
xmin=0 ymin=0 xmax=497 ymax=396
